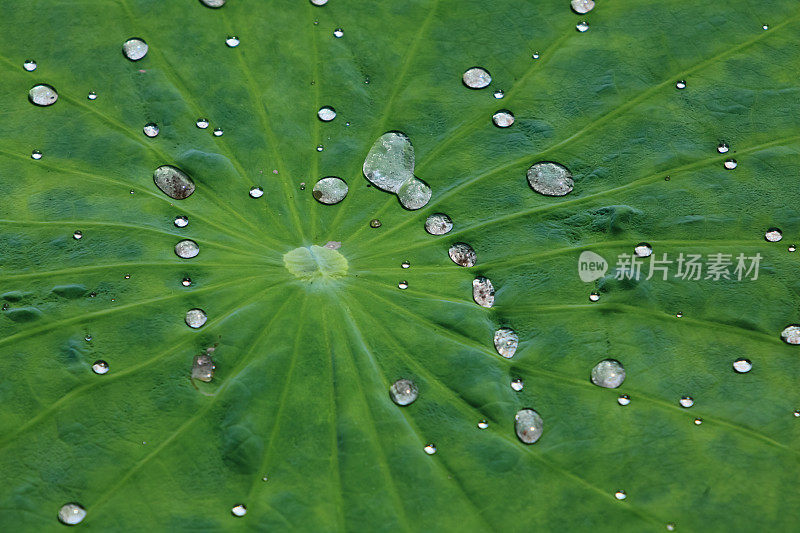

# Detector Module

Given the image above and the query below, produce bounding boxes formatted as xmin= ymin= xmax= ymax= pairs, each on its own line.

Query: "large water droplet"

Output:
xmin=389 ymin=378 xmax=418 ymax=406
xmin=175 ymin=239 xmax=199 ymax=259
xmin=199 ymin=0 xmax=226 ymax=7
xmin=185 ymin=308 xmax=208 ymax=328
xmin=123 ymin=38 xmax=148 ymax=61
xmin=29 ymin=84 xmax=58 ymax=106
xmin=473 ymin=277 xmax=495 ymax=307
xmin=492 ymin=110 xmax=514 ymax=128
xmin=225 ymin=36 xmax=240 ymax=47
xmin=590 ymin=359 xmax=626 ymax=388
xmin=249 ymin=186 xmax=264 ymax=198
xmin=313 ymin=177 xmax=348 ymax=205
xmin=462 ymin=67 xmax=492 ymax=89
xmin=23 ymin=59 xmax=37 ymax=71
xmin=192 ymin=354 xmax=215 ymax=382
xmin=174 ymin=215 xmax=189 ymax=228
xmin=634 ymin=242 xmax=652 ymax=257
xmin=58 ymin=503 xmax=86 ymax=525
xmin=527 ymin=162 xmax=574 ymax=196
xmin=679 ymin=396 xmax=694 ymax=408
xmin=576 ymin=21 xmax=589 ymax=32
xmin=363 ymin=132 xmax=415 ymax=193
xmin=397 ymin=178 xmax=431 ymax=210
xmin=318 ymin=106 xmax=336 ymax=121
xmin=448 ymin=243 xmax=476 ymax=267
xmin=231 ymin=504 xmax=247 ymax=517
xmin=153 ymin=165 xmax=195 ymax=199
xmin=571 ymin=0 xmax=595 ymax=14
xmin=493 ymin=327 xmax=518 ymax=358
xmin=510 ymin=378 xmax=524 ymax=391
xmin=92 ymin=360 xmax=109 ymax=375
xmin=425 ymin=213 xmax=453 ymax=235
xmin=732 ymin=358 xmax=752 ymax=373
xmin=765 ymin=228 xmax=782 ymax=242
xmin=143 ymin=122 xmax=159 ymax=137
xmin=781 ymin=325 xmax=800 ymax=344
xmin=515 ymin=408 xmax=544 ymax=444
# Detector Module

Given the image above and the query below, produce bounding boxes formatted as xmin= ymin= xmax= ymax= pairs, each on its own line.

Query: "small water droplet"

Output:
xmin=123 ymin=38 xmax=148 ymax=61
xmin=28 ymin=84 xmax=58 ymax=106
xmin=473 ymin=276 xmax=495 ymax=307
xmin=793 ymin=410 xmax=800 ymax=418
xmin=666 ymin=523 xmax=676 ymax=532
xmin=192 ymin=354 xmax=215 ymax=382
xmin=262 ymin=475 xmax=269 ymax=481
xmin=31 ymin=150 xmax=42 ymax=160
xmin=724 ymin=159 xmax=737 ymax=170
xmin=571 ymin=0 xmax=595 ymax=14
xmin=389 ymin=378 xmax=418 ymax=406
xmin=58 ymin=503 xmax=87 ymax=525
xmin=143 ymin=122 xmax=159 ymax=137
xmin=492 ymin=110 xmax=514 ymax=128
xmin=89 ymin=292 xmax=97 ymax=298
xmin=765 ymin=228 xmax=782 ymax=242
xmin=425 ymin=213 xmax=453 ymax=235
xmin=174 ymin=215 xmax=189 ymax=228
xmin=313 ymin=177 xmax=348 ymax=205
xmin=316 ymin=144 xmax=324 ymax=152
xmin=87 ymin=91 xmax=97 ymax=100
xmin=634 ymin=242 xmax=652 ymax=257
xmin=310 ymin=0 xmax=328 ymax=5
xmin=717 ymin=142 xmax=729 ymax=154
xmin=732 ymin=358 xmax=752 ymax=373
xmin=196 ymin=118 xmax=209 ymax=129
xmin=299 ymin=182 xmax=306 ymax=190
xmin=154 ymin=165 xmax=195 ymax=199
xmin=84 ymin=334 xmax=93 ymax=342
xmin=401 ymin=261 xmax=410 ymax=269
xmin=527 ymin=161 xmax=573 ymax=196
xmin=175 ymin=239 xmax=199 ymax=259
xmin=693 ymin=418 xmax=703 ymax=425
xmin=615 ymin=394 xmax=631 ymax=407
xmin=515 ymin=408 xmax=544 ymax=444
xmin=679 ymin=396 xmax=694 ymax=408
xmin=318 ymin=106 xmax=336 ymax=121
xmin=333 ymin=28 xmax=344 ymax=38
xmin=213 ymin=127 xmax=224 ymax=136
xmin=510 ymin=378 xmax=524 ymax=391
xmin=789 ymin=245 xmax=796 ymax=252
xmin=591 ymin=359 xmax=626 ymax=388
xmin=249 ymin=186 xmax=264 ymax=198
xmin=531 ymin=52 xmax=540 ymax=59
xmin=614 ymin=490 xmax=627 ymax=500
xmin=424 ymin=444 xmax=436 ymax=455
xmin=448 ymin=242 xmax=476 ymax=267
xmin=185 ymin=308 xmax=208 ymax=328
xmin=493 ymin=89 xmax=505 ymax=99
xmin=73 ymin=230 xmax=83 ymax=240
xmin=477 ymin=420 xmax=489 ymax=429
xmin=398 ymin=281 xmax=408 ymax=290
xmin=231 ymin=504 xmax=247 ymax=517
xmin=225 ymin=36 xmax=240 ymax=47
xmin=494 ymin=328 xmax=518 ymax=358
xmin=576 ymin=21 xmax=589 ymax=32
xmin=92 ymin=360 xmax=109 ymax=375
xmin=781 ymin=325 xmax=800 ymax=344
xmin=369 ymin=219 xmax=382 ymax=228
xmin=200 ymin=0 xmax=226 ymax=7
xmin=762 ymin=24 xmax=769 ymax=30
xmin=589 ymin=292 xmax=600 ymax=302
xmin=345 ymin=121 xmax=351 ymax=126
xmin=676 ymin=311 xmax=683 ymax=318
xmin=130 ymin=189 xmax=135 ymax=194
xmin=181 ymin=277 xmax=192 ymax=287
xmin=675 ymin=80 xmax=686 ymax=90
xmin=462 ymin=67 xmax=492 ymax=89
xmin=23 ymin=59 xmax=37 ymax=71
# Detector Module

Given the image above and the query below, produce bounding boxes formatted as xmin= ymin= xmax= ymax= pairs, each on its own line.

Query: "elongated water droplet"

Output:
xmin=29 ymin=84 xmax=58 ymax=106
xmin=515 ymin=408 xmax=544 ymax=444
xmin=200 ymin=0 xmax=226 ymax=7
xmin=732 ymin=358 xmax=752 ymax=373
xmin=313 ymin=177 xmax=348 ymax=205
xmin=31 ymin=150 xmax=42 ymax=160
xmin=425 ymin=213 xmax=453 ymax=235
xmin=175 ymin=239 xmax=199 ymax=259
xmin=634 ymin=242 xmax=652 ymax=257
xmin=153 ymin=165 xmax=195 ymax=199
xmin=23 ymin=59 xmax=37 ymax=71
xmin=143 ymin=122 xmax=159 ymax=137
xmin=591 ymin=359 xmax=625 ymax=388
xmin=249 ymin=186 xmax=264 ymax=198
xmin=511 ymin=378 xmax=524 ymax=391
xmin=73 ymin=230 xmax=83 ymax=240
xmin=389 ymin=378 xmax=418 ymax=406
xmin=182 ymin=277 xmax=192 ymax=287
xmin=225 ymin=36 xmax=240 ymax=47
xmin=477 ymin=420 xmax=489 ymax=429
xmin=462 ymin=67 xmax=492 ymax=89
xmin=765 ymin=228 xmax=782 ymax=242
xmin=363 ymin=132 xmax=415 ymax=194
xmin=724 ymin=159 xmax=737 ymax=170
xmin=231 ymin=504 xmax=247 ymax=517
xmin=58 ymin=503 xmax=86 ymax=525
xmin=123 ymin=38 xmax=148 ymax=60
xmin=92 ymin=360 xmax=109 ymax=375
xmin=492 ymin=110 xmax=514 ymax=128
xmin=494 ymin=328 xmax=518 ymax=358
xmin=617 ymin=394 xmax=630 ymax=406
xmin=196 ymin=118 xmax=209 ymax=129
xmin=675 ymin=80 xmax=686 ymax=90
xmin=174 ymin=215 xmax=188 ymax=228
xmin=318 ymin=106 xmax=336 ymax=121
xmin=615 ymin=490 xmax=627 ymax=500
xmin=781 ymin=325 xmax=800 ymax=344
xmin=576 ymin=21 xmax=589 ymax=32
xmin=424 ymin=444 xmax=436 ymax=455
xmin=448 ymin=242 xmax=476 ymax=267
xmin=527 ymin=161 xmax=573 ymax=196
xmin=717 ymin=142 xmax=729 ymax=154
xmin=333 ymin=28 xmax=344 ymax=38
xmin=679 ymin=396 xmax=694 ymax=408
xmin=192 ymin=354 xmax=215 ymax=382
xmin=571 ymin=0 xmax=595 ymax=14
xmin=185 ymin=308 xmax=207 ymax=328
xmin=473 ymin=277 xmax=495 ymax=307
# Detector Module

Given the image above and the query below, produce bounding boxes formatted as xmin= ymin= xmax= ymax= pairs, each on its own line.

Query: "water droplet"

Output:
xmin=28 ymin=84 xmax=58 ymax=106
xmin=369 ymin=219 xmax=382 ymax=228
xmin=318 ymin=106 xmax=336 ymax=121
xmin=617 ymin=395 xmax=631 ymax=406
xmin=765 ymin=228 xmax=782 ymax=242
xmin=398 ymin=281 xmax=408 ymax=290
xmin=23 ymin=59 xmax=37 ymax=72
xmin=571 ymin=0 xmax=595 ymax=14
xmin=666 ymin=523 xmax=676 ymax=531
xmin=181 ymin=277 xmax=192 ymax=287
xmin=249 ymin=186 xmax=264 ymax=198
xmin=84 ymin=334 xmax=93 ymax=342
xmin=448 ymin=243 xmax=476 ymax=267
xmin=175 ymin=239 xmax=199 ymax=259
xmin=510 ymin=378 xmax=524 ymax=391
xmin=493 ymin=89 xmax=505 ymax=99
xmin=462 ymin=67 xmax=492 ymax=89
xmin=515 ymin=408 xmax=544 ymax=444
xmin=401 ymin=261 xmax=410 ymax=269
xmin=473 ymin=277 xmax=495 ymax=307
xmin=717 ymin=142 xmax=729 ymax=154
xmin=634 ymin=242 xmax=652 ymax=257
xmin=313 ymin=177 xmax=349 ymax=205
xmin=781 ymin=325 xmax=800 ymax=344
xmin=185 ymin=308 xmax=208 ymax=328
xmin=58 ymin=503 xmax=86 ymax=525
xmin=316 ymin=144 xmax=324 ymax=152
xmin=676 ymin=311 xmax=683 ymax=318
xmin=200 ymin=0 xmax=226 ymax=7
xmin=87 ymin=92 xmax=97 ymax=100
xmin=225 ymin=36 xmax=240 ymax=47
xmin=310 ymin=0 xmax=328 ymax=5
xmin=732 ymin=358 xmax=752 ymax=373
xmin=492 ymin=110 xmax=514 ymax=128
xmin=789 ymin=245 xmax=796 ymax=252
xmin=124 ymin=274 xmax=130 ymax=279
xmin=576 ymin=21 xmax=589 ymax=32
xmin=762 ymin=24 xmax=769 ymax=30
xmin=262 ymin=475 xmax=269 ymax=481
xmin=679 ymin=396 xmax=694 ymax=408
xmin=425 ymin=213 xmax=453 ymax=235
xmin=299 ymin=182 xmax=306 ymax=190
xmin=89 ymin=292 xmax=97 ymax=298
xmin=693 ymin=418 xmax=703 ymax=425
xmin=92 ymin=360 xmax=109 ymax=375
xmin=527 ymin=161 xmax=573 ymax=196
xmin=589 ymin=292 xmax=600 ymax=302
xmin=364 ymin=132 xmax=416 ymax=193
xmin=174 ymin=215 xmax=189 ymax=228
xmin=196 ymin=118 xmax=209 ymax=129
xmin=531 ymin=52 xmax=540 ymax=59
xmin=724 ymin=159 xmax=737 ymax=170
xmin=389 ymin=378 xmax=418 ymax=406
xmin=590 ymin=359 xmax=626 ymax=388
xmin=793 ymin=410 xmax=800 ymax=418
xmin=477 ymin=420 xmax=489 ymax=429
xmin=213 ymin=127 xmax=224 ymax=136
xmin=123 ymin=38 xmax=148 ymax=61
xmin=192 ymin=354 xmax=215 ymax=382
xmin=424 ymin=444 xmax=437 ymax=455
xmin=231 ymin=504 xmax=247 ymax=517
xmin=31 ymin=150 xmax=42 ymax=160
xmin=333 ymin=28 xmax=344 ymax=38
xmin=615 ymin=490 xmax=627 ymax=500
xmin=153 ymin=165 xmax=195 ymax=199
xmin=73 ymin=230 xmax=83 ymax=240
xmin=143 ymin=122 xmax=159 ymax=137
xmin=493 ymin=328 xmax=518 ymax=358
xmin=396 ymin=178 xmax=430 ymax=210
xmin=675 ymin=80 xmax=686 ymax=90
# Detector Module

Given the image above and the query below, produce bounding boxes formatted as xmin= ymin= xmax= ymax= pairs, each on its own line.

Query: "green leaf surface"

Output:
xmin=1 ymin=0 xmax=799 ymax=530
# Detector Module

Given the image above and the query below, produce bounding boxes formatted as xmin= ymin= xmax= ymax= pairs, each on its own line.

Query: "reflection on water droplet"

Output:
xmin=200 ymin=0 xmax=226 ymax=6
xmin=532 ymin=51 xmax=540 ymax=59
xmin=249 ymin=186 xmax=264 ymax=198
xmin=679 ymin=396 xmax=694 ymax=408
xmin=213 ymin=127 xmax=224 ymax=136
xmin=527 ymin=161 xmax=573 ymax=196
xmin=196 ymin=118 xmax=209 ymax=129
xmin=732 ymin=358 xmax=752 ymax=373
xmin=225 ymin=36 xmax=240 ymax=47
xmin=310 ymin=0 xmax=328 ymax=4
xmin=477 ymin=420 xmax=489 ymax=429
xmin=175 ymin=239 xmax=199 ymax=259
xmin=231 ymin=504 xmax=247 ymax=517
xmin=398 ymin=281 xmax=408 ymax=290
xmin=589 ymin=292 xmax=600 ymax=302
xmin=313 ymin=177 xmax=348 ymax=205
xmin=85 ymin=334 xmax=93 ymax=342
xmin=634 ymin=242 xmax=652 ymax=257
xmin=494 ymin=328 xmax=518 ymax=358
xmin=424 ymin=444 xmax=436 ymax=455
xmin=724 ymin=159 xmax=737 ymax=170
xmin=473 ymin=277 xmax=495 ymax=307
xmin=765 ymin=228 xmax=782 ymax=242
xmin=389 ymin=378 xmax=418 ymax=406
xmin=676 ymin=311 xmax=683 ymax=318
xmin=88 ymin=92 xmax=97 ymax=100
xmin=571 ymin=0 xmax=595 ymax=14
xmin=511 ymin=378 xmax=524 ymax=391
xmin=515 ymin=408 xmax=543 ymax=444
xmin=762 ymin=24 xmax=769 ymax=30
xmin=793 ymin=410 xmax=800 ymax=418
xmin=717 ymin=142 xmax=729 ymax=154
xmin=182 ymin=277 xmax=192 ymax=287
xmin=174 ymin=215 xmax=188 ymax=228
xmin=615 ymin=490 xmax=627 ymax=500
xmin=318 ymin=106 xmax=336 ymax=121
xmin=448 ymin=243 xmax=476 ymax=267
xmin=617 ymin=395 xmax=630 ymax=406
xmin=591 ymin=359 xmax=625 ymax=388
xmin=369 ymin=219 xmax=382 ymax=228
xmin=143 ymin=123 xmax=159 ymax=137
xmin=675 ymin=80 xmax=686 ymax=89
xmin=462 ymin=67 xmax=492 ymax=89
xmin=58 ymin=503 xmax=86 ymax=525
xmin=781 ymin=325 xmax=800 ymax=344
xmin=186 ymin=308 xmax=207 ymax=328
xmin=154 ymin=165 xmax=195 ymax=199
xmin=192 ymin=354 xmax=215 ymax=382
xmin=124 ymin=274 xmax=130 ymax=279
xmin=23 ymin=59 xmax=37 ymax=71
xmin=92 ymin=360 xmax=109 ymax=375
xmin=123 ymin=38 xmax=148 ymax=61
xmin=789 ymin=245 xmax=796 ymax=252
xmin=29 ymin=84 xmax=58 ymax=106
xmin=73 ymin=230 xmax=83 ymax=240
xmin=333 ymin=28 xmax=344 ymax=38
xmin=316 ymin=144 xmax=324 ymax=152
xmin=666 ymin=523 xmax=676 ymax=532
xmin=492 ymin=110 xmax=514 ymax=128
xmin=31 ymin=150 xmax=42 ymax=160
xmin=262 ymin=475 xmax=269 ymax=481
xmin=425 ymin=213 xmax=453 ymax=235
xmin=576 ymin=21 xmax=589 ymax=32
xmin=401 ymin=261 xmax=410 ymax=269
xmin=493 ymin=89 xmax=505 ymax=99
xmin=694 ymin=418 xmax=703 ymax=425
